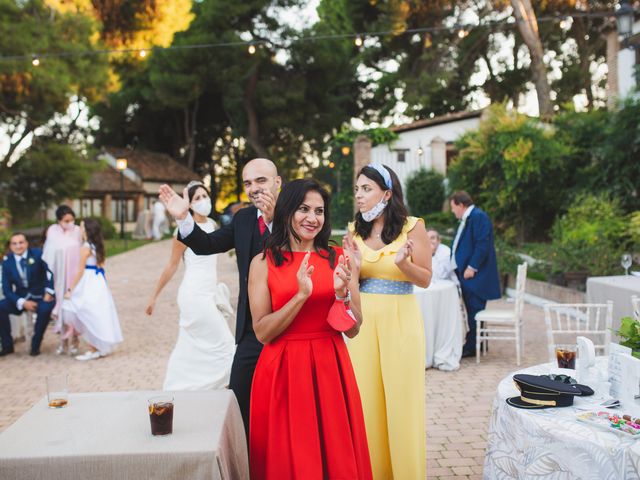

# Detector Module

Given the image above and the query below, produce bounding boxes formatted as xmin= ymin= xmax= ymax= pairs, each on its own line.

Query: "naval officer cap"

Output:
xmin=507 ymin=374 xmax=584 ymax=409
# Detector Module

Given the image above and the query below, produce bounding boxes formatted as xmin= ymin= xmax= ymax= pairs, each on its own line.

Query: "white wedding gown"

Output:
xmin=163 ymin=220 xmax=236 ymax=391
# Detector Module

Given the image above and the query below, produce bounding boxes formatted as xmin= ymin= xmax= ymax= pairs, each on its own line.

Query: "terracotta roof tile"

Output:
xmin=103 ymin=147 xmax=195 ymax=183
xmin=86 ymin=164 xmax=144 ymax=193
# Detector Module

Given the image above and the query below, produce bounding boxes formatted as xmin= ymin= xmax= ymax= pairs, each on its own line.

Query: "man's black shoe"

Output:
xmin=0 ymin=347 xmax=15 ymax=357
xmin=461 ymin=349 xmax=476 ymax=358
xmin=29 ymin=350 xmax=40 ymax=357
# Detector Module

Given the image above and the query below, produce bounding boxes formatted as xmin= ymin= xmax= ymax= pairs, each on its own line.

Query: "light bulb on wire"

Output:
xmin=248 ymin=44 xmax=256 ymax=55
xmin=457 ymin=29 xmax=468 ymax=39
xmin=139 ymin=49 xmax=147 ymax=58
xmin=354 ymin=36 xmax=363 ymax=47
xmin=32 ymin=56 xmax=40 ymax=66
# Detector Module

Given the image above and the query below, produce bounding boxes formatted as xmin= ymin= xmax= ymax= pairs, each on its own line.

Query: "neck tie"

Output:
xmin=19 ymin=257 xmax=28 ymax=288
xmin=258 ymin=215 xmax=267 ymax=235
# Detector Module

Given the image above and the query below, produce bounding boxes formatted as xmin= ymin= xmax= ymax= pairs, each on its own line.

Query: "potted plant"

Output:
xmin=616 ymin=316 xmax=640 ymax=359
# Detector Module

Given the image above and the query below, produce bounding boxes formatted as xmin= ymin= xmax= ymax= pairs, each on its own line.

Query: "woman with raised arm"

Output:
xmin=248 ymin=179 xmax=372 ymax=479
xmin=346 ymin=163 xmax=432 ymax=479
xmin=146 ymin=181 xmax=235 ymax=390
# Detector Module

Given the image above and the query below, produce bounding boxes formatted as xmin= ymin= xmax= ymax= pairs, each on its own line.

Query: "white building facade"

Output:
xmin=617 ymin=19 xmax=640 ymax=98
xmin=369 ymin=111 xmax=482 ymax=190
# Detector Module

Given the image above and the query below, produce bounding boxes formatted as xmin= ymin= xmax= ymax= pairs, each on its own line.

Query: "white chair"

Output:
xmin=543 ymin=301 xmax=613 ymax=363
xmin=632 ymin=295 xmax=640 ymax=321
xmin=476 ymin=262 xmax=528 ymax=366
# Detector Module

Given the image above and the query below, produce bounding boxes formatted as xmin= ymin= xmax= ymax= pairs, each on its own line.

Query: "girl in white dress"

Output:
xmin=146 ymin=182 xmax=235 ymax=390
xmin=63 ymin=218 xmax=123 ymax=361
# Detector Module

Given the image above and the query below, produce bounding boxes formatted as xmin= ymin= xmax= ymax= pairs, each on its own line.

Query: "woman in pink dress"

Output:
xmin=42 ymin=205 xmax=82 ymax=354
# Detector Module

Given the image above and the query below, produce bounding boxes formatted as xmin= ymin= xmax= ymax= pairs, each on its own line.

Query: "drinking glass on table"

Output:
xmin=46 ymin=374 xmax=69 ymax=408
xmin=555 ymin=344 xmax=577 ymax=369
xmin=148 ymin=395 xmax=174 ymax=436
xmin=621 ymin=253 xmax=632 ymax=275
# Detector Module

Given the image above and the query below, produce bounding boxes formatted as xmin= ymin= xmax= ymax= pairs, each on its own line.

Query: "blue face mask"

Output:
xmin=361 ymin=194 xmax=388 ymax=222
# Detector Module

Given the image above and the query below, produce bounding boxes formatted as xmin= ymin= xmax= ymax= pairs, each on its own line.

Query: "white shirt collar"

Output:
xmin=461 ymin=205 xmax=474 ymax=222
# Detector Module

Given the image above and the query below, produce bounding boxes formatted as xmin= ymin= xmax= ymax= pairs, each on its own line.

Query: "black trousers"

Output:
xmin=0 ymin=298 xmax=54 ymax=353
xmin=229 ymin=330 xmax=264 ymax=438
xmin=460 ymin=285 xmax=487 ymax=353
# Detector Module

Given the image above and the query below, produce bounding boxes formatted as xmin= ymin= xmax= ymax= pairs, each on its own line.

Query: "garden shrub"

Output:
xmin=550 ymin=194 xmax=629 ymax=276
xmin=405 ymin=168 xmax=445 ymax=217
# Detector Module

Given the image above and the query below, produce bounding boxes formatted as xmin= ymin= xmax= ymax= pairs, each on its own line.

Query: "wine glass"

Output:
xmin=621 ymin=253 xmax=632 ymax=275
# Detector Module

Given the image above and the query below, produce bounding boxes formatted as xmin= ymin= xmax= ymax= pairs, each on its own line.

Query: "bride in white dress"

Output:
xmin=146 ymin=182 xmax=235 ymax=390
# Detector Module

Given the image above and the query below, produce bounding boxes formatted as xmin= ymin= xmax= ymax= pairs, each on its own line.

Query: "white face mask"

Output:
xmin=60 ymin=221 xmax=75 ymax=231
xmin=361 ymin=194 xmax=388 ymax=223
xmin=192 ymin=198 xmax=212 ymax=217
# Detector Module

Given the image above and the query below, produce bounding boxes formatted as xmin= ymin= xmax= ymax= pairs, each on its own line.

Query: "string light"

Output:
xmin=328 ymin=161 xmax=335 ymax=168
xmin=0 ymin=10 xmax=621 ymax=65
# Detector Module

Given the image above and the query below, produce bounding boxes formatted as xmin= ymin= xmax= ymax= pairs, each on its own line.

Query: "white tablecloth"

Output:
xmin=414 ymin=280 xmax=463 ymax=371
xmin=0 ymin=390 xmax=249 ymax=480
xmin=484 ymin=360 xmax=640 ymax=479
xmin=586 ymin=275 xmax=640 ymax=335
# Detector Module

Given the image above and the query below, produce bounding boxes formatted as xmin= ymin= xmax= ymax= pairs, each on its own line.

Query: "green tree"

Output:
xmin=551 ymin=193 xmax=628 ymax=276
xmin=5 ymin=142 xmax=94 ymax=221
xmin=0 ymin=0 xmax=108 ymax=168
xmin=448 ymin=103 xmax=572 ymax=244
xmin=93 ymin=0 xmax=364 ymax=202
xmin=595 ymin=97 xmax=640 ymax=212
xmin=405 ymin=169 xmax=445 ymax=218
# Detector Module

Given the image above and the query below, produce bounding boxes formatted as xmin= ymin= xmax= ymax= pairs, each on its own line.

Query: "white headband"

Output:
xmin=368 ymin=163 xmax=392 ymax=190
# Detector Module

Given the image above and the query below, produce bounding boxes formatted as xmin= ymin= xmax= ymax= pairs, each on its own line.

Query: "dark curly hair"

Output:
xmin=263 ymin=179 xmax=336 ymax=268
xmin=354 ymin=164 xmax=408 ymax=244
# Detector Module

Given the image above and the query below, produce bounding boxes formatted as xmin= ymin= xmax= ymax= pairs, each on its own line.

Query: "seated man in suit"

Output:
xmin=0 ymin=232 xmax=55 ymax=357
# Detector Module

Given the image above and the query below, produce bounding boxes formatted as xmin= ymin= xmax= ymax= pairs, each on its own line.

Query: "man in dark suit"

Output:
xmin=449 ymin=191 xmax=501 ymax=358
xmin=159 ymin=158 xmax=281 ymax=435
xmin=0 ymin=232 xmax=55 ymax=357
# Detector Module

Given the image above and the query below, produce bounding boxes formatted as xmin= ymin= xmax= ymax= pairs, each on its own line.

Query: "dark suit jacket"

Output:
xmin=178 ymin=206 xmax=266 ymax=343
xmin=453 ymin=207 xmax=501 ymax=301
xmin=2 ymin=248 xmax=54 ymax=308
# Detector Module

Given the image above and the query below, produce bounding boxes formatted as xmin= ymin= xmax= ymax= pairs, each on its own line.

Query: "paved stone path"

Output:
xmin=0 ymin=240 xmax=550 ymax=479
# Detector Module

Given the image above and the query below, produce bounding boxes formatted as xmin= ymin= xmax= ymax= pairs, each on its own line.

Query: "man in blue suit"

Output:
xmin=449 ymin=191 xmax=501 ymax=357
xmin=0 ymin=232 xmax=55 ymax=357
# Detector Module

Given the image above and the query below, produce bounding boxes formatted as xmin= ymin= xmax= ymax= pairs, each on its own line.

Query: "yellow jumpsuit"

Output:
xmin=348 ymin=216 xmax=426 ymax=479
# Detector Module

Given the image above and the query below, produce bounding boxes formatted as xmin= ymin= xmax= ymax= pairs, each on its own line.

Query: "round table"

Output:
xmin=414 ymin=280 xmax=463 ymax=371
xmin=484 ymin=359 xmax=640 ymax=479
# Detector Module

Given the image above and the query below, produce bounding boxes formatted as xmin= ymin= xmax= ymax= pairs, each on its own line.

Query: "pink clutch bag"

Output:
xmin=327 ymin=300 xmax=357 ymax=332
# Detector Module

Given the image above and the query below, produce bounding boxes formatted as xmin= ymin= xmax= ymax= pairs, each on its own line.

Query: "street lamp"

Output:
xmin=616 ymin=1 xmax=635 ymax=46
xmin=115 ymin=158 xmax=127 ymax=246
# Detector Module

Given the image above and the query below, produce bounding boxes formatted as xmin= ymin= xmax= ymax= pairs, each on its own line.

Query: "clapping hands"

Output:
xmin=296 ymin=252 xmax=314 ymax=299
xmin=333 ymin=255 xmax=352 ymax=296
xmin=395 ymin=239 xmax=414 ymax=265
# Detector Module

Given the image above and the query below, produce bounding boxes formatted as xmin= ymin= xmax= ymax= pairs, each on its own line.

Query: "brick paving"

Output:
xmin=0 ymin=240 xmax=550 ymax=479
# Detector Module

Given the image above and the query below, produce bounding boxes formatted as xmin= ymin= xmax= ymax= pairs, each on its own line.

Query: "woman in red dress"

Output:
xmin=248 ymin=179 xmax=372 ymax=479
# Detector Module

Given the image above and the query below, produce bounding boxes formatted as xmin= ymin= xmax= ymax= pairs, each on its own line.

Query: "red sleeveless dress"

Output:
xmin=249 ymin=249 xmax=372 ymax=479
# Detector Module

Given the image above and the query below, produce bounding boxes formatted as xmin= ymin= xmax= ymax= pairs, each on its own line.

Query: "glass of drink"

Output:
xmin=621 ymin=253 xmax=632 ymax=275
xmin=148 ymin=395 xmax=174 ymax=436
xmin=555 ymin=344 xmax=577 ymax=369
xmin=46 ymin=374 xmax=69 ymax=408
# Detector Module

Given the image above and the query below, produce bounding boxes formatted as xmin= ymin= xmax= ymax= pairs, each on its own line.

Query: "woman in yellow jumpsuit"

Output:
xmin=345 ymin=163 xmax=432 ymax=479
